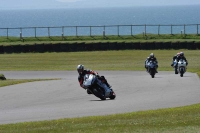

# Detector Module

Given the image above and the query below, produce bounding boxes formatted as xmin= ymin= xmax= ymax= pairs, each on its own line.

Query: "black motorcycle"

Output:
xmin=146 ymin=60 xmax=157 ymax=78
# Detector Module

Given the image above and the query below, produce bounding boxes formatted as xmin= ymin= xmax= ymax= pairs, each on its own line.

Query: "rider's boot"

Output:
xmin=175 ymin=69 xmax=178 ymax=74
xmin=87 ymin=89 xmax=92 ymax=94
xmin=175 ymin=66 xmax=178 ymax=74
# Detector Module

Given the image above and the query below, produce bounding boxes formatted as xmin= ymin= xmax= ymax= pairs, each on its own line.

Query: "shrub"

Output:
xmin=0 ymin=74 xmax=6 ymax=80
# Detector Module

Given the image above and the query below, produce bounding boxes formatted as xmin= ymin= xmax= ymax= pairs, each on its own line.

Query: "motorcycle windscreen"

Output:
xmin=148 ymin=61 xmax=156 ymax=68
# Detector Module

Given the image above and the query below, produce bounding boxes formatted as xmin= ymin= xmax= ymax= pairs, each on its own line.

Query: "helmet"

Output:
xmin=77 ymin=64 xmax=84 ymax=74
xmin=150 ymin=53 xmax=154 ymax=58
xmin=180 ymin=52 xmax=184 ymax=57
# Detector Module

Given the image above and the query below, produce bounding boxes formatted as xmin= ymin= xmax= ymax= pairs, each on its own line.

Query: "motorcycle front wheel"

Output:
xmin=93 ymin=88 xmax=106 ymax=100
xmin=179 ymin=67 xmax=185 ymax=77
xmin=180 ymin=71 xmax=184 ymax=77
xmin=150 ymin=69 xmax=155 ymax=78
xmin=109 ymin=90 xmax=116 ymax=100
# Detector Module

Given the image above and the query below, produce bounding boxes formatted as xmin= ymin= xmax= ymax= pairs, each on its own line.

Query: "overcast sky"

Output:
xmin=1 ymin=0 xmax=200 ymax=9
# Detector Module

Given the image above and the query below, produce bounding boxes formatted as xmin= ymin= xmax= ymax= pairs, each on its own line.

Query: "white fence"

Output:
xmin=0 ymin=24 xmax=199 ymax=38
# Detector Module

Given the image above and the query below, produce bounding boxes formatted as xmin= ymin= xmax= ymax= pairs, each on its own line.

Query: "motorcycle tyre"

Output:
xmin=86 ymin=89 xmax=92 ymax=94
xmin=150 ymin=69 xmax=155 ymax=78
xmin=93 ymin=89 xmax=106 ymax=100
xmin=180 ymin=71 xmax=184 ymax=77
xmin=109 ymin=90 xmax=116 ymax=100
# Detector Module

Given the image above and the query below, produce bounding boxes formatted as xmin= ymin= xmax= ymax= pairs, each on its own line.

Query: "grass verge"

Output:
xmin=0 ymin=104 xmax=200 ymax=133
xmin=0 ymin=79 xmax=60 ymax=88
xmin=0 ymin=50 xmax=199 ymax=76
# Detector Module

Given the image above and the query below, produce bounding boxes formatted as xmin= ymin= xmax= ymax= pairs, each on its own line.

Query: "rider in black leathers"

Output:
xmin=176 ymin=52 xmax=188 ymax=65
xmin=171 ymin=52 xmax=180 ymax=66
xmin=77 ymin=64 xmax=111 ymax=94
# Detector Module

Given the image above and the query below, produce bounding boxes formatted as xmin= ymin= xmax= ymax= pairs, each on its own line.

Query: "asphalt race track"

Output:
xmin=0 ymin=71 xmax=199 ymax=124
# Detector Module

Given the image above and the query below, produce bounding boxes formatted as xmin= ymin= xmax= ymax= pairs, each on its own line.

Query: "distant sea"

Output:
xmin=0 ymin=5 xmax=200 ymax=37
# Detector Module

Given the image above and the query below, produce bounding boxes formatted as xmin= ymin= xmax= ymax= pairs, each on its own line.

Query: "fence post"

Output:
xmin=35 ymin=27 xmax=37 ymax=38
xmin=20 ymin=28 xmax=22 ymax=39
xmin=90 ymin=26 xmax=92 ymax=36
xmin=76 ymin=26 xmax=78 ymax=37
xmin=131 ymin=25 xmax=132 ymax=36
xmin=48 ymin=27 xmax=50 ymax=37
xmin=103 ymin=26 xmax=105 ymax=38
xmin=197 ymin=24 xmax=199 ymax=35
xmin=7 ymin=28 xmax=8 ymax=39
xmin=158 ymin=25 xmax=160 ymax=35
xmin=184 ymin=24 xmax=186 ymax=35
xmin=103 ymin=30 xmax=105 ymax=38
xmin=62 ymin=26 xmax=64 ymax=40
xmin=20 ymin=32 xmax=22 ymax=39
xmin=118 ymin=25 xmax=119 ymax=36
xmin=171 ymin=25 xmax=173 ymax=35
xmin=144 ymin=24 xmax=146 ymax=35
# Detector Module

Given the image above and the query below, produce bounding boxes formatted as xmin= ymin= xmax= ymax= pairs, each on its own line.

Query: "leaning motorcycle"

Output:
xmin=173 ymin=59 xmax=187 ymax=77
xmin=146 ymin=60 xmax=157 ymax=78
xmin=83 ymin=74 xmax=116 ymax=100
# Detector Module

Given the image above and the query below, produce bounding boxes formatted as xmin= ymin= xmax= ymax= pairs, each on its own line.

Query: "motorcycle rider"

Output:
xmin=176 ymin=52 xmax=188 ymax=65
xmin=174 ymin=52 xmax=188 ymax=74
xmin=145 ymin=53 xmax=158 ymax=73
xmin=171 ymin=52 xmax=180 ymax=67
xmin=77 ymin=64 xmax=111 ymax=94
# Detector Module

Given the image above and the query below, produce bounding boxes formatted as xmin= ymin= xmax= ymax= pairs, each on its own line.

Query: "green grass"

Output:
xmin=1 ymin=34 xmax=200 ymax=45
xmin=0 ymin=49 xmax=200 ymax=132
xmin=0 ymin=104 xmax=200 ymax=133
xmin=0 ymin=79 xmax=60 ymax=87
xmin=0 ymin=50 xmax=199 ymax=76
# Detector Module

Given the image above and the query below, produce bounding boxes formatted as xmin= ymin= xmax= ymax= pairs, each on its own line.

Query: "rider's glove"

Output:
xmin=94 ymin=72 xmax=100 ymax=77
xmin=171 ymin=64 xmax=173 ymax=66
xmin=186 ymin=62 xmax=188 ymax=65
